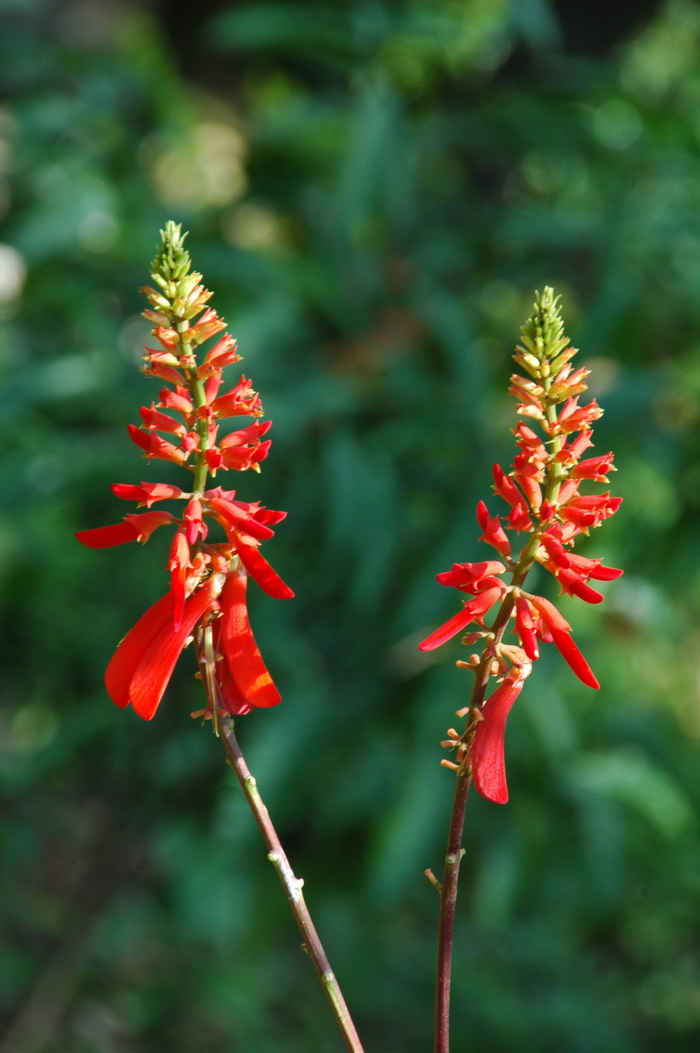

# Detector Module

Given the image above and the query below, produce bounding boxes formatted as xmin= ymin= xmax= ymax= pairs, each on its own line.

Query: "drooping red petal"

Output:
xmin=231 ymin=535 xmax=294 ymax=600
xmin=105 ymin=593 xmax=173 ymax=708
xmin=75 ymin=522 xmax=139 ymax=548
xmin=211 ymin=625 xmax=254 ymax=715
xmin=418 ymin=586 xmax=504 ymax=652
xmin=217 ymin=569 xmax=281 ymax=708
xmin=471 ymin=677 xmax=524 ymax=805
xmin=128 ymin=579 xmax=220 ymax=720
xmin=549 ymin=628 xmax=600 ymax=689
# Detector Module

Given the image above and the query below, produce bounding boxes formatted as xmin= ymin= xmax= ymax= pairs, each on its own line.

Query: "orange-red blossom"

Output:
xmin=77 ymin=223 xmax=292 ymax=720
xmin=419 ymin=289 xmax=622 ymax=804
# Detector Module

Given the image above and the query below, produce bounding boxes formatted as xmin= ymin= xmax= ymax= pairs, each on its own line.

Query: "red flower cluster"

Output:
xmin=77 ymin=222 xmax=292 ymax=721
xmin=419 ymin=288 xmax=621 ymax=804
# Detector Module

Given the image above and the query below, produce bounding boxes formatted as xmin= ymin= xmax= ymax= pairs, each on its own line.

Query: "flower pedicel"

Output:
xmin=419 ymin=288 xmax=622 ymax=804
xmin=76 ymin=222 xmax=293 ymax=721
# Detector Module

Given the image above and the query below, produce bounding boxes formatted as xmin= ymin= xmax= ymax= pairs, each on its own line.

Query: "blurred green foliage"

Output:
xmin=3 ymin=0 xmax=700 ymax=1050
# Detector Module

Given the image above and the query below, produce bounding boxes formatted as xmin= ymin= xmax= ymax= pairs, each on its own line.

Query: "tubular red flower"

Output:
xmin=476 ymin=501 xmax=511 ymax=558
xmin=549 ymin=628 xmax=600 ymax=689
xmin=76 ymin=522 xmax=139 ymax=548
xmin=514 ymin=596 xmax=539 ymax=661
xmin=470 ymin=674 xmax=525 ymax=805
xmin=230 ymin=533 xmax=295 ymax=600
xmin=214 ymin=568 xmax=282 ymax=710
xmin=105 ymin=576 xmax=222 ymax=719
xmin=76 ymin=511 xmax=177 ymax=548
xmin=127 ymin=424 xmax=190 ymax=465
xmin=418 ymin=585 xmax=506 ymax=652
xmin=493 ymin=464 xmax=528 ymax=511
xmin=111 ymin=482 xmax=186 ymax=506
xmin=168 ymin=530 xmax=192 ymax=630
xmin=139 ymin=403 xmax=186 ymax=436
xmin=206 ymin=496 xmax=276 ymax=542
xmin=435 ymin=561 xmax=507 ymax=593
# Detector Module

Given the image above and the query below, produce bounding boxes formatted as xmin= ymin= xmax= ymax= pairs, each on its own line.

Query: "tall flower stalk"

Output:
xmin=76 ymin=223 xmax=364 ymax=1053
xmin=419 ymin=289 xmax=622 ymax=1053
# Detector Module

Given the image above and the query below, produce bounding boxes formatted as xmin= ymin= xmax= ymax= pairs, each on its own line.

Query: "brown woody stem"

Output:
xmin=434 ymin=769 xmax=470 ymax=1053
xmin=197 ymin=627 xmax=363 ymax=1053
xmin=218 ymin=720 xmax=366 ymax=1053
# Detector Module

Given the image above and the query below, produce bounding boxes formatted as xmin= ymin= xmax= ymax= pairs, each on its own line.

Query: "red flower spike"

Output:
xmin=471 ymin=673 xmax=525 ymax=805
xmin=77 ymin=222 xmax=292 ymax=721
xmin=420 ymin=288 xmax=621 ymax=802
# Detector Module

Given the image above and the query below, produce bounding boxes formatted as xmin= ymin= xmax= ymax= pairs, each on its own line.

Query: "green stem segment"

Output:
xmin=218 ymin=720 xmax=366 ymax=1053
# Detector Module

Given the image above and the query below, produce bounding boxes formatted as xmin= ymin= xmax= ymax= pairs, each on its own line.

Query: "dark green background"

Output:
xmin=2 ymin=1 xmax=700 ymax=1050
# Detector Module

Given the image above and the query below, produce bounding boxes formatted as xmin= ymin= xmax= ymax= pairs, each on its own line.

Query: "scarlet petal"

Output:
xmin=75 ymin=522 xmax=138 ymax=548
xmin=550 ymin=629 xmax=600 ymax=689
xmin=213 ymin=639 xmax=254 ymax=715
xmin=217 ymin=570 xmax=281 ymax=708
xmin=529 ymin=594 xmax=572 ymax=634
xmin=128 ymin=580 xmax=220 ymax=720
xmin=418 ymin=586 xmax=503 ymax=652
xmin=471 ymin=679 xmax=524 ymax=805
xmin=105 ymin=593 xmax=173 ymax=708
xmin=232 ymin=536 xmax=294 ymax=600
xmin=588 ymin=564 xmax=624 ymax=582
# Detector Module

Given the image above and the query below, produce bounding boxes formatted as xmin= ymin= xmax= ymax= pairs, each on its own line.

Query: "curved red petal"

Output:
xmin=471 ymin=679 xmax=524 ymax=805
xmin=128 ymin=580 xmax=219 ymax=720
xmin=231 ymin=536 xmax=294 ymax=600
xmin=217 ymin=570 xmax=281 ymax=709
xmin=418 ymin=604 xmax=479 ymax=652
xmin=550 ymin=628 xmax=600 ymax=689
xmin=105 ymin=593 xmax=173 ymax=708
xmin=75 ymin=522 xmax=138 ymax=548
xmin=212 ymin=623 xmax=253 ymax=715
xmin=418 ymin=586 xmax=503 ymax=652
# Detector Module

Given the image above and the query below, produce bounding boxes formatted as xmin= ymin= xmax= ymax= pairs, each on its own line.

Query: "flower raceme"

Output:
xmin=419 ymin=288 xmax=622 ymax=805
xmin=76 ymin=222 xmax=293 ymax=721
